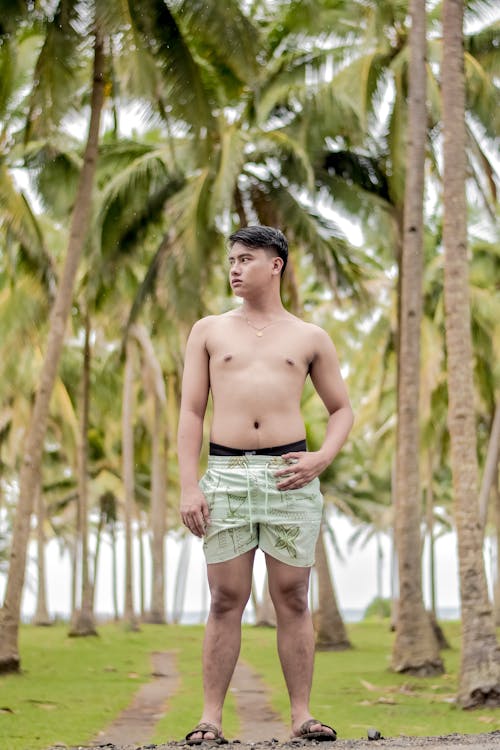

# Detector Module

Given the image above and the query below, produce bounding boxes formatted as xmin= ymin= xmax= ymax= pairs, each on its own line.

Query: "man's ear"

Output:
xmin=272 ymin=257 xmax=284 ymax=275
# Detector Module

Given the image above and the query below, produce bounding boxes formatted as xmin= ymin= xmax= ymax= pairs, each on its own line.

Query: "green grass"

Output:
xmin=2 ymin=621 xmax=500 ymax=750
xmin=0 ymin=623 xmax=236 ymax=750
xmin=240 ymin=620 xmax=500 ymax=739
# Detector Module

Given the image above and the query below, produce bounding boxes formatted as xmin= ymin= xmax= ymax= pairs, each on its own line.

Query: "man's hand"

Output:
xmin=180 ymin=487 xmax=210 ymax=537
xmin=274 ymin=451 xmax=330 ymax=490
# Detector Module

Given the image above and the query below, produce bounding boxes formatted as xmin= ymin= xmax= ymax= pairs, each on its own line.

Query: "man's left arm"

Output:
xmin=275 ymin=327 xmax=353 ymax=490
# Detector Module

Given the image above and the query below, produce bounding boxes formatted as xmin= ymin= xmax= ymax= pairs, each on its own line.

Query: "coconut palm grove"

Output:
xmin=0 ymin=0 xmax=499 ymax=737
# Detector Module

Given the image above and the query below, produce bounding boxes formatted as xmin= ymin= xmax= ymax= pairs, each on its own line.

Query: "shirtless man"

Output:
xmin=178 ymin=226 xmax=353 ymax=744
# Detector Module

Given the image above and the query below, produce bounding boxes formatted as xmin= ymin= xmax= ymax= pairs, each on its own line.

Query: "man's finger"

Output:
xmin=282 ymin=452 xmax=302 ymax=460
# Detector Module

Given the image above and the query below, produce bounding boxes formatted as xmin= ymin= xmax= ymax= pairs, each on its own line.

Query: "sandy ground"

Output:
xmin=45 ymin=651 xmax=500 ymax=750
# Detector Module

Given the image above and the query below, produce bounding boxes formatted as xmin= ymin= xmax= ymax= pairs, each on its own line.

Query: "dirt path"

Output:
xmin=50 ymin=652 xmax=500 ymax=750
xmin=91 ymin=651 xmax=179 ymax=747
xmin=231 ymin=660 xmax=289 ymax=741
xmin=90 ymin=653 xmax=287 ymax=747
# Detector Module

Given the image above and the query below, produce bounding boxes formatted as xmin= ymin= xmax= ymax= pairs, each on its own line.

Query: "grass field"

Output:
xmin=1 ymin=621 xmax=500 ymax=750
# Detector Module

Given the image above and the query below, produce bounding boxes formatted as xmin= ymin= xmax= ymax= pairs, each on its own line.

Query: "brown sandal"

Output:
xmin=293 ymin=718 xmax=337 ymax=742
xmin=185 ymin=722 xmax=228 ymax=745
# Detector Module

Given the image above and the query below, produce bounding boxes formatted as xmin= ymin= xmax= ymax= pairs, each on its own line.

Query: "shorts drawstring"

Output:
xmin=264 ymin=461 xmax=270 ymax=520
xmin=246 ymin=462 xmax=254 ymax=533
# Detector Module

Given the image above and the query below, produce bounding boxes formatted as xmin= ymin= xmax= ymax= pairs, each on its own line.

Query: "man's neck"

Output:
xmin=239 ymin=287 xmax=286 ymax=317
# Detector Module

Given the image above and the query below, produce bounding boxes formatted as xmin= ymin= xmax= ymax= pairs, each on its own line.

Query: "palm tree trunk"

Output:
xmin=110 ymin=521 xmax=119 ymax=621
xmin=138 ymin=510 xmax=146 ymax=620
xmin=69 ymin=312 xmax=97 ymax=636
xmin=254 ymin=573 xmax=276 ymax=628
xmin=70 ymin=536 xmax=78 ymax=617
xmin=392 ymin=0 xmax=442 ymax=675
xmin=442 ymin=0 xmax=500 ymax=707
xmin=129 ymin=324 xmax=167 ymax=623
xmin=91 ymin=511 xmax=104 ymax=611
xmin=493 ymin=471 xmax=500 ymax=626
xmin=0 ymin=29 xmax=105 ymax=672
xmin=479 ymin=404 xmax=500 ymax=532
xmin=122 ymin=339 xmax=139 ymax=631
xmin=149 ymin=394 xmax=166 ymax=623
xmin=426 ymin=451 xmax=437 ymax=616
xmin=376 ymin=532 xmax=383 ymax=605
xmin=314 ymin=528 xmax=351 ymax=651
xmin=172 ymin=535 xmax=191 ymax=624
xmin=33 ymin=485 xmax=51 ymax=626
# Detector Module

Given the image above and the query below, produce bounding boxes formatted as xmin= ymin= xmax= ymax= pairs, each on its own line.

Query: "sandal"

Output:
xmin=292 ymin=718 xmax=337 ymax=742
xmin=185 ymin=722 xmax=228 ymax=745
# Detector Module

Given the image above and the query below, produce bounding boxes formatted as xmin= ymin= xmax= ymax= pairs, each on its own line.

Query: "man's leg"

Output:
xmin=266 ymin=553 xmax=334 ymax=738
xmin=189 ymin=548 xmax=256 ymax=740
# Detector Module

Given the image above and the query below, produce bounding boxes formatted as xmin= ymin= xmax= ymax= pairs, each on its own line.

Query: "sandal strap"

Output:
xmin=299 ymin=718 xmax=335 ymax=734
xmin=186 ymin=722 xmax=222 ymax=740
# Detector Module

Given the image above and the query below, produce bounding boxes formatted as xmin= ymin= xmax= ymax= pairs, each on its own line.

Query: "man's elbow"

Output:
xmin=333 ymin=402 xmax=354 ymax=431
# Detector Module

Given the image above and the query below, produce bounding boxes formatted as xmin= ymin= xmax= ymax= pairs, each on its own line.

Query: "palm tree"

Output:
xmin=69 ymin=312 xmax=97 ymax=636
xmin=33 ymin=486 xmax=51 ymax=626
xmin=131 ymin=325 xmax=167 ymax=624
xmin=314 ymin=525 xmax=352 ymax=651
xmin=0 ymin=13 xmax=106 ymax=671
xmin=479 ymin=405 xmax=500 ymax=531
xmin=121 ymin=337 xmax=139 ymax=631
xmin=442 ymin=0 xmax=500 ymax=707
xmin=391 ymin=0 xmax=443 ymax=676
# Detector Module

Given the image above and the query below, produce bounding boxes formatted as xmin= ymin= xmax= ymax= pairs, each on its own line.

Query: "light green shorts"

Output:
xmin=199 ymin=455 xmax=323 ymax=568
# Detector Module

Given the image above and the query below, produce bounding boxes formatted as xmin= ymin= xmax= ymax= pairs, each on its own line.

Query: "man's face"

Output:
xmin=228 ymin=242 xmax=280 ymax=296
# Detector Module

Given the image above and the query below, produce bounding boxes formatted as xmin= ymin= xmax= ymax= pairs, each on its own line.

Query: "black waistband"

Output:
xmin=209 ymin=439 xmax=307 ymax=457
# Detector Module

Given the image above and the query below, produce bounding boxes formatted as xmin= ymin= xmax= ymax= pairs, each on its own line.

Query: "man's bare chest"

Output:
xmin=207 ymin=335 xmax=313 ymax=379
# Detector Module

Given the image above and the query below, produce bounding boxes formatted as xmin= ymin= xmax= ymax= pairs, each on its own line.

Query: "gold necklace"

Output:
xmin=243 ymin=315 xmax=285 ymax=337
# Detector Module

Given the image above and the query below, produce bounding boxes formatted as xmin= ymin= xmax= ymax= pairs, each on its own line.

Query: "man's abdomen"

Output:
xmin=210 ymin=401 xmax=306 ymax=450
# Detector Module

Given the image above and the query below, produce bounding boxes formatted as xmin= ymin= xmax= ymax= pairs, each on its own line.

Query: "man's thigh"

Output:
xmin=206 ymin=548 xmax=256 ymax=601
xmin=265 ymin=552 xmax=312 ymax=602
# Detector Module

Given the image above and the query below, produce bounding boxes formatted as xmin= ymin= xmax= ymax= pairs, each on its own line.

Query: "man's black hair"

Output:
xmin=228 ymin=225 xmax=288 ymax=277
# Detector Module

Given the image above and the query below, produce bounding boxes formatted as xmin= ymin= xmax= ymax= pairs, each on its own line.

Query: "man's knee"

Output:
xmin=209 ymin=582 xmax=250 ymax=617
xmin=271 ymin=578 xmax=309 ymax=616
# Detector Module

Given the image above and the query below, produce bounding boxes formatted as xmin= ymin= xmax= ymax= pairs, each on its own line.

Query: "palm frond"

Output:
xmin=0 ymin=0 xmax=29 ymax=37
xmin=25 ymin=0 xmax=85 ymax=140
xmin=0 ymin=164 xmax=57 ymax=290
xmin=24 ymin=138 xmax=83 ymax=219
xmin=122 ymin=232 xmax=173 ymax=337
xmin=128 ymin=0 xmax=215 ymax=134
xmin=464 ymin=49 xmax=500 ymax=139
xmin=177 ymin=0 xmax=260 ymax=84
xmin=465 ymin=20 xmax=500 ymax=79
xmin=386 ymin=71 xmax=406 ymax=209
xmin=262 ymin=130 xmax=315 ymax=191
xmin=209 ymin=124 xmax=246 ymax=219
xmin=161 ymin=170 xmax=224 ymax=320
xmin=248 ymin=177 xmax=366 ymax=296
xmin=97 ymin=145 xmax=184 ymax=260
xmin=328 ymin=50 xmax=394 ymax=128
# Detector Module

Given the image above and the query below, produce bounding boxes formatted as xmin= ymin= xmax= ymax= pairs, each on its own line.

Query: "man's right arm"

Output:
xmin=177 ymin=318 xmax=211 ymax=537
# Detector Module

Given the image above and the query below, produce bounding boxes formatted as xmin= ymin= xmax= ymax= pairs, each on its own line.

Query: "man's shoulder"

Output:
xmin=193 ymin=311 xmax=237 ymax=327
xmin=291 ymin=317 xmax=329 ymax=338
xmin=190 ymin=311 xmax=238 ymax=335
